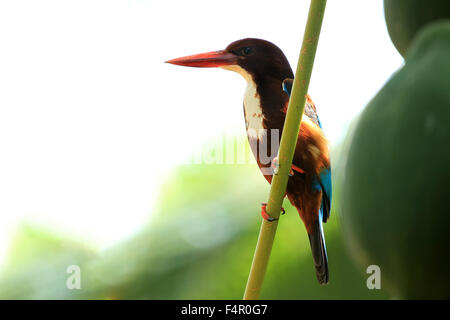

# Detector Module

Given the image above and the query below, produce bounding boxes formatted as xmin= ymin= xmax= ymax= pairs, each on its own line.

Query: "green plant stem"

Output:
xmin=243 ymin=0 xmax=327 ymax=300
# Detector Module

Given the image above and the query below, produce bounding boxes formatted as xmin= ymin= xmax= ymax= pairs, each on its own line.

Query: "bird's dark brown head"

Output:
xmin=224 ymin=38 xmax=293 ymax=82
xmin=166 ymin=38 xmax=293 ymax=83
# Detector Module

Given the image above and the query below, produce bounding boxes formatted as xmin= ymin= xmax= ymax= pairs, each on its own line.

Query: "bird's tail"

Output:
xmin=308 ymin=218 xmax=329 ymax=285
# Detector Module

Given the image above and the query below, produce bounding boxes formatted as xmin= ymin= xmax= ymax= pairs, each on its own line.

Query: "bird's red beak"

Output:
xmin=165 ymin=50 xmax=238 ymax=68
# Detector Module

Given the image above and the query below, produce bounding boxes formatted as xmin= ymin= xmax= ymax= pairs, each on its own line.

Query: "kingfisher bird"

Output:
xmin=166 ymin=38 xmax=332 ymax=285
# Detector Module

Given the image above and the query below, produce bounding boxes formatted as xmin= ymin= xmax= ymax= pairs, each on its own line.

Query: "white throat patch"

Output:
xmin=221 ymin=65 xmax=265 ymax=140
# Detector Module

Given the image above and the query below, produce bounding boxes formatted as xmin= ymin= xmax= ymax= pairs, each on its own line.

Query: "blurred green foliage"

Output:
xmin=384 ymin=0 xmax=450 ymax=57
xmin=340 ymin=21 xmax=450 ymax=299
xmin=0 ymin=141 xmax=388 ymax=299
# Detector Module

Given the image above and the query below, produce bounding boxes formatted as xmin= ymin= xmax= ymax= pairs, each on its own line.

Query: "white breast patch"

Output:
xmin=243 ymin=81 xmax=265 ymax=139
xmin=221 ymin=64 xmax=266 ymax=140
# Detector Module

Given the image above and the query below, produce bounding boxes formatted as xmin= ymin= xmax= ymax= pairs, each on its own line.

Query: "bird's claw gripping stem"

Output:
xmin=271 ymin=157 xmax=305 ymax=176
xmin=261 ymin=203 xmax=285 ymax=222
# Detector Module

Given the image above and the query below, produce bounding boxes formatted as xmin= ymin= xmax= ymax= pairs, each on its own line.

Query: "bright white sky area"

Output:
xmin=0 ymin=0 xmax=403 ymax=268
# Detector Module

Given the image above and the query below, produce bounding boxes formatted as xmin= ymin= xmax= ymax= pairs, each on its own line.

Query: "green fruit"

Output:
xmin=341 ymin=21 xmax=450 ymax=299
xmin=384 ymin=0 xmax=450 ymax=57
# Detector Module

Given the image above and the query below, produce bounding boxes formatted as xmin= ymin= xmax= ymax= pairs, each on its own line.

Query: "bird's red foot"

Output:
xmin=291 ymin=164 xmax=305 ymax=175
xmin=261 ymin=203 xmax=285 ymax=222
xmin=271 ymin=157 xmax=305 ymax=176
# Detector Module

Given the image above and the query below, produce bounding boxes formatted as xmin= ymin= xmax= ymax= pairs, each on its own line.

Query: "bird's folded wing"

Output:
xmin=282 ymin=78 xmax=322 ymax=128
xmin=283 ymin=78 xmax=332 ymax=222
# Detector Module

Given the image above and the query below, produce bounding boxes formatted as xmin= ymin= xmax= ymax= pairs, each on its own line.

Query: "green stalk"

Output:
xmin=243 ymin=0 xmax=327 ymax=300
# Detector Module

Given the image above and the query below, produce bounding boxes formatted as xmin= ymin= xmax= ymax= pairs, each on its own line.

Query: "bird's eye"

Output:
xmin=240 ymin=47 xmax=253 ymax=56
